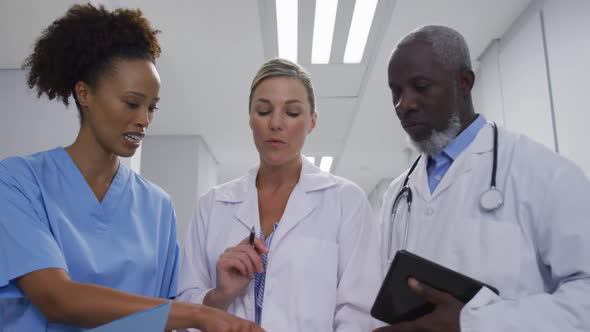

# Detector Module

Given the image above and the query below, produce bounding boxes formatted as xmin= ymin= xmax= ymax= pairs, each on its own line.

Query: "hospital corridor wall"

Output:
xmin=0 ymin=69 xmax=142 ymax=171
xmin=141 ymin=135 xmax=218 ymax=245
xmin=0 ymin=69 xmax=219 ymax=243
xmin=2 ymin=0 xmax=589 ymax=244
xmin=370 ymin=0 xmax=590 ymax=218
xmin=473 ymin=0 xmax=590 ymax=177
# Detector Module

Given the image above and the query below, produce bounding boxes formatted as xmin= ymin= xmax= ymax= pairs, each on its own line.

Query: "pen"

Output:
xmin=249 ymin=225 xmax=255 ymax=247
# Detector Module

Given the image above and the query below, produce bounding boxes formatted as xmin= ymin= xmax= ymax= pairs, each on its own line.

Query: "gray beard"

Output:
xmin=407 ymin=112 xmax=462 ymax=156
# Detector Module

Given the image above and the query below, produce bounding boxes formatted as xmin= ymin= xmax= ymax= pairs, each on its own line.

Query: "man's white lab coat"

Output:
xmin=381 ymin=123 xmax=590 ymax=331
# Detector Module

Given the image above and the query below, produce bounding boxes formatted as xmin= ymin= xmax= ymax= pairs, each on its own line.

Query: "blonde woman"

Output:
xmin=178 ymin=58 xmax=382 ymax=331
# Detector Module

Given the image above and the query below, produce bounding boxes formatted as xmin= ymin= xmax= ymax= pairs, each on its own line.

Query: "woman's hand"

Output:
xmin=16 ymin=268 xmax=263 ymax=331
xmin=205 ymin=236 xmax=269 ymax=310
xmin=197 ymin=305 xmax=266 ymax=332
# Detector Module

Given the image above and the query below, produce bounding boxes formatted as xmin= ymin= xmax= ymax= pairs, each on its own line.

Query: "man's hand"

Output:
xmin=374 ymin=278 xmax=464 ymax=332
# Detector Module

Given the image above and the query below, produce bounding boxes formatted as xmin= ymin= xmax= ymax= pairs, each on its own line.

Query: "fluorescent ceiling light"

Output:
xmin=276 ymin=0 xmax=298 ymax=62
xmin=319 ymin=156 xmax=334 ymax=173
xmin=311 ymin=0 xmax=338 ymax=64
xmin=305 ymin=156 xmax=316 ymax=165
xmin=343 ymin=0 xmax=378 ymax=63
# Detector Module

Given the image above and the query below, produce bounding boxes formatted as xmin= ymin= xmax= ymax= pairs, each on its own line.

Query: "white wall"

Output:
xmin=0 ymin=69 xmax=140 ymax=172
xmin=141 ymin=135 xmax=218 ymax=244
xmin=0 ymin=69 xmax=78 ymax=159
xmin=474 ymin=0 xmax=590 ymax=176
xmin=473 ymin=41 xmax=505 ymax=126
xmin=497 ymin=3 xmax=556 ymax=151
xmin=197 ymin=139 xmax=219 ymax=199
xmin=543 ymin=0 xmax=590 ymax=174
xmin=0 ymin=69 xmax=218 ymax=243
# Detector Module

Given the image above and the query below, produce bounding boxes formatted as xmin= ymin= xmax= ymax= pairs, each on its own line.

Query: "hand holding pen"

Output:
xmin=220 ymin=228 xmax=267 ymax=278
xmin=206 ymin=225 xmax=269 ymax=310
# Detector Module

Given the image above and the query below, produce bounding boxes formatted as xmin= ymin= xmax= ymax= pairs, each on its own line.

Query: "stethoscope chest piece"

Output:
xmin=480 ymin=187 xmax=504 ymax=211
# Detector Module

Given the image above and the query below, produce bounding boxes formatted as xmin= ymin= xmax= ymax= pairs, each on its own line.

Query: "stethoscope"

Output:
xmin=386 ymin=121 xmax=503 ymax=262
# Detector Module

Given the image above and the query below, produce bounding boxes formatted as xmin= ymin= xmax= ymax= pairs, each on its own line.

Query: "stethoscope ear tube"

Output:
xmin=489 ymin=121 xmax=499 ymax=189
xmin=480 ymin=122 xmax=504 ymax=211
xmin=388 ymin=187 xmax=411 ymax=262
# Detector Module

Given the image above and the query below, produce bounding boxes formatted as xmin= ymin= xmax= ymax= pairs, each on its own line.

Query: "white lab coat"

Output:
xmin=178 ymin=157 xmax=382 ymax=331
xmin=380 ymin=123 xmax=590 ymax=331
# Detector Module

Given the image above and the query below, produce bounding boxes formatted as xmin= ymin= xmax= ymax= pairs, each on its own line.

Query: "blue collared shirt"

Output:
xmin=427 ymin=115 xmax=487 ymax=192
xmin=254 ymin=223 xmax=279 ymax=325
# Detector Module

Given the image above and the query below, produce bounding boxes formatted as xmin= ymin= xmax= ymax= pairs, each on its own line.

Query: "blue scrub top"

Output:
xmin=0 ymin=147 xmax=179 ymax=331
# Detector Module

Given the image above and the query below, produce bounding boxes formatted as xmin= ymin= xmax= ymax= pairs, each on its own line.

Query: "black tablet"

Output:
xmin=371 ymin=250 xmax=499 ymax=325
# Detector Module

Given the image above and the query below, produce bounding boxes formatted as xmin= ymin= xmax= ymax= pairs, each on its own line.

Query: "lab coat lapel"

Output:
xmin=412 ymin=155 xmax=433 ymax=203
xmin=269 ymin=183 xmax=317 ymax=246
xmin=429 ymin=153 xmax=473 ymax=200
xmin=430 ymin=124 xmax=494 ymax=200
xmin=270 ymin=158 xmax=336 ymax=246
xmin=469 ymin=123 xmax=495 ymax=154
xmin=230 ymin=157 xmax=336 ymax=245
xmin=234 ymin=174 xmax=260 ymax=232
xmin=234 ymin=188 xmax=259 ymax=231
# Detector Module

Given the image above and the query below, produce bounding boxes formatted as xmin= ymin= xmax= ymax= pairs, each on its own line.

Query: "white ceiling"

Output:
xmin=0 ymin=0 xmax=531 ymax=193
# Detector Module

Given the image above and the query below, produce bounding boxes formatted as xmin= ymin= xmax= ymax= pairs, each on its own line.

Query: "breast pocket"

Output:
xmin=454 ymin=218 xmax=522 ymax=299
xmin=289 ymin=237 xmax=339 ymax=330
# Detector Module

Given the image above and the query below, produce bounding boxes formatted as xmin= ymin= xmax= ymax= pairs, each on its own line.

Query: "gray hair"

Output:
xmin=249 ymin=58 xmax=316 ymax=113
xmin=397 ymin=25 xmax=471 ymax=72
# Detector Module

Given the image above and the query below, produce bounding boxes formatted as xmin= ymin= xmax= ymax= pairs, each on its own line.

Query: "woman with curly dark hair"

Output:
xmin=0 ymin=4 xmax=262 ymax=332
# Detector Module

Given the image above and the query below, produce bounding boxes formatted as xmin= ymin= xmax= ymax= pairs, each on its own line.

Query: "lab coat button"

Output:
xmin=426 ymin=207 xmax=434 ymax=216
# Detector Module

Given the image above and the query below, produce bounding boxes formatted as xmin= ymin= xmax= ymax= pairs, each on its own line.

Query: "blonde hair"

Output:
xmin=249 ymin=58 xmax=316 ymax=113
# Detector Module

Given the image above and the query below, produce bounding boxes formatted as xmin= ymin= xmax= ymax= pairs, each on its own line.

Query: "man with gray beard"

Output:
xmin=376 ymin=25 xmax=590 ymax=332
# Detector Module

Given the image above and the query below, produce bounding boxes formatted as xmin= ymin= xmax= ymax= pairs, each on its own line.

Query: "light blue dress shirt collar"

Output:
xmin=442 ymin=114 xmax=487 ymax=161
xmin=427 ymin=114 xmax=487 ymax=192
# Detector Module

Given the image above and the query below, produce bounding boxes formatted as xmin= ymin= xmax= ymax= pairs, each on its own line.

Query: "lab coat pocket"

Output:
xmin=293 ymin=237 xmax=339 ymax=330
xmin=472 ymin=219 xmax=522 ymax=299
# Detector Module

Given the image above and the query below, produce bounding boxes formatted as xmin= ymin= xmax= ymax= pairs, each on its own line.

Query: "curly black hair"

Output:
xmin=22 ymin=3 xmax=161 ymax=113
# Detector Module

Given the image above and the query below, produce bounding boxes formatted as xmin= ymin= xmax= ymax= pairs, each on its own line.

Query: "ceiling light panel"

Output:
xmin=320 ymin=156 xmax=334 ymax=172
xmin=276 ymin=0 xmax=298 ymax=62
xmin=311 ymin=0 xmax=339 ymax=64
xmin=343 ymin=0 xmax=378 ymax=63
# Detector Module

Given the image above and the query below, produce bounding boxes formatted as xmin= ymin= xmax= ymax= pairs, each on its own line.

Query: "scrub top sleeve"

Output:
xmin=160 ymin=204 xmax=180 ymax=299
xmin=0 ymin=165 xmax=67 ymax=297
